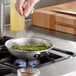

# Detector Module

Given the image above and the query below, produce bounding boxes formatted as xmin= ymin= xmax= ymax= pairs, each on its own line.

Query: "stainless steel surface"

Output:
xmin=30 ymin=26 xmax=76 ymax=52
xmin=0 ymin=0 xmax=5 ymax=37
xmin=5 ymin=37 xmax=53 ymax=58
xmin=51 ymin=9 xmax=76 ymax=15
xmin=39 ymin=56 xmax=76 ymax=76
xmin=5 ymin=57 xmax=76 ymax=76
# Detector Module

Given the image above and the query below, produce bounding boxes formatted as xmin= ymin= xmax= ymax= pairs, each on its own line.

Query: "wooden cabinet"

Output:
xmin=32 ymin=1 xmax=76 ymax=35
xmin=32 ymin=11 xmax=56 ymax=29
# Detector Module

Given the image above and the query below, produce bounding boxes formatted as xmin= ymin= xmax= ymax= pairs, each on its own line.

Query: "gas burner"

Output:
xmin=14 ymin=59 xmax=26 ymax=68
xmin=0 ymin=50 xmax=71 ymax=76
xmin=0 ymin=50 xmax=70 ymax=69
xmin=14 ymin=58 xmax=40 ymax=68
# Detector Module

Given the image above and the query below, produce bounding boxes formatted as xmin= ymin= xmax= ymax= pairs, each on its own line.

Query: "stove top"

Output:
xmin=0 ymin=36 xmax=76 ymax=76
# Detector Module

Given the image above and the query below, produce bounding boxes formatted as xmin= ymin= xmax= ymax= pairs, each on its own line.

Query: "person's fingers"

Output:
xmin=23 ymin=0 xmax=34 ymax=17
xmin=22 ymin=1 xmax=28 ymax=16
xmin=23 ymin=0 xmax=40 ymax=17
xmin=15 ymin=0 xmax=40 ymax=17
xmin=23 ymin=0 xmax=29 ymax=16
xmin=15 ymin=0 xmax=25 ymax=16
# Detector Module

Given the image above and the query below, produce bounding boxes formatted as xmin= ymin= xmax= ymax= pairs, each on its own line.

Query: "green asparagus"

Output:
xmin=12 ymin=44 xmax=50 ymax=51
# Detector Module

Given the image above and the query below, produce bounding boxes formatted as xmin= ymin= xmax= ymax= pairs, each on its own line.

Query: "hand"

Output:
xmin=15 ymin=0 xmax=40 ymax=17
xmin=15 ymin=0 xmax=25 ymax=16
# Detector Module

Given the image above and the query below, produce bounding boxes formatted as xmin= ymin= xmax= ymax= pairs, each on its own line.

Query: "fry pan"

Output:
xmin=5 ymin=37 xmax=53 ymax=59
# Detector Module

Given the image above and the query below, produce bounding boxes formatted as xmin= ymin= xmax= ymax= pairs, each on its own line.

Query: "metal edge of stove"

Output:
xmin=49 ymin=49 xmax=71 ymax=58
xmin=36 ymin=57 xmax=69 ymax=68
xmin=0 ymin=62 xmax=18 ymax=73
xmin=36 ymin=49 xmax=71 ymax=68
xmin=52 ymin=48 xmax=76 ymax=57
xmin=0 ymin=63 xmax=17 ymax=75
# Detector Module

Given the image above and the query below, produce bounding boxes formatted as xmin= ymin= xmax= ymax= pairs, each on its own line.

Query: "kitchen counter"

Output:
xmin=5 ymin=25 xmax=76 ymax=76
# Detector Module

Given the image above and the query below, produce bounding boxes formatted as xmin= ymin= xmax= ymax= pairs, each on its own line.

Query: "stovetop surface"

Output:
xmin=1 ymin=26 xmax=76 ymax=76
xmin=0 ymin=36 xmax=75 ymax=76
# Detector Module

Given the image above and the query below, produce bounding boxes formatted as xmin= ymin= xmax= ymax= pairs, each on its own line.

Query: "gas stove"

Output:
xmin=0 ymin=36 xmax=76 ymax=76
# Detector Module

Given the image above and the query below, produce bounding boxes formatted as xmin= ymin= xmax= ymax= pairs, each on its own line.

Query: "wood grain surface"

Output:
xmin=32 ymin=1 xmax=76 ymax=35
